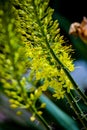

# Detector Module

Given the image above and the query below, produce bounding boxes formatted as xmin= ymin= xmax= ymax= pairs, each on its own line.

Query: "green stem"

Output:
xmin=65 ymin=92 xmax=87 ymax=130
xmin=31 ymin=106 xmax=52 ymax=130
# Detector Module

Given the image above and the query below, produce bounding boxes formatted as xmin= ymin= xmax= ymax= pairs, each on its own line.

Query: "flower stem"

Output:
xmin=65 ymin=92 xmax=87 ymax=130
xmin=31 ymin=106 xmax=52 ymax=130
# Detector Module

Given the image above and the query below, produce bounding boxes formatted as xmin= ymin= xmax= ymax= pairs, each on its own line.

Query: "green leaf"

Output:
xmin=40 ymin=94 xmax=80 ymax=130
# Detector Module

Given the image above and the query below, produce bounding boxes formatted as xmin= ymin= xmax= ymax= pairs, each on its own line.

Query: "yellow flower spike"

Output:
xmin=0 ymin=1 xmax=75 ymax=124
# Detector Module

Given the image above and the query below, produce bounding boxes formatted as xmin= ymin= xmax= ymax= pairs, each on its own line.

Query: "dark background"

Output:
xmin=49 ymin=0 xmax=87 ymax=22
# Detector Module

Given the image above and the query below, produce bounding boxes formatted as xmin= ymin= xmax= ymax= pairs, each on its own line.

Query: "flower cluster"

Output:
xmin=0 ymin=0 xmax=75 ymax=120
xmin=10 ymin=0 xmax=75 ymax=99
xmin=0 ymin=2 xmax=43 ymax=118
